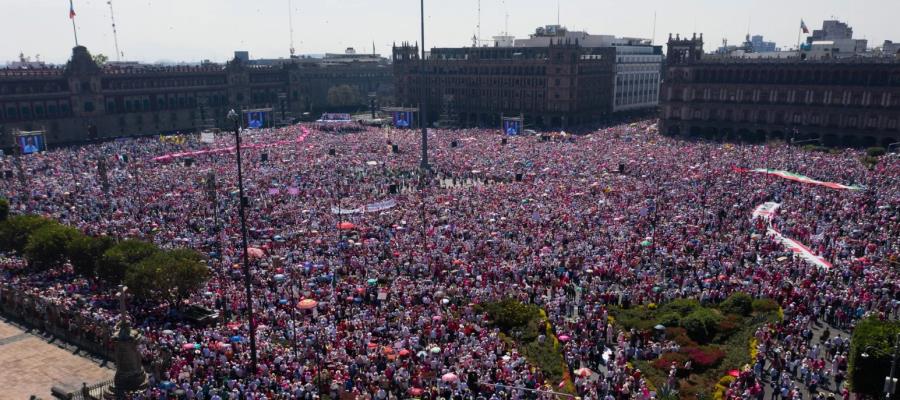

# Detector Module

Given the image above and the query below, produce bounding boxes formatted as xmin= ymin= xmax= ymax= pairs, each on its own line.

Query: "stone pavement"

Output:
xmin=0 ymin=318 xmax=114 ymax=400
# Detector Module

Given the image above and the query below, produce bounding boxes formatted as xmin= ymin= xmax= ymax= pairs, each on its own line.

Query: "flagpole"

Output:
xmin=70 ymin=0 xmax=79 ymax=46
xmin=72 ymin=18 xmax=79 ymax=46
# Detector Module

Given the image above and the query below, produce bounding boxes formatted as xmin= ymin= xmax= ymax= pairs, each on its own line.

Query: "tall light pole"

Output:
xmin=887 ymin=333 xmax=899 ymax=399
xmin=419 ymin=0 xmax=429 ymax=171
xmin=226 ymin=109 xmax=258 ymax=375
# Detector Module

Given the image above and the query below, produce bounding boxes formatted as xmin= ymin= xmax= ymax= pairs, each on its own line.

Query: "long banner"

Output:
xmin=734 ymin=167 xmax=865 ymax=191
xmin=750 ymin=201 xmax=831 ymax=269
xmin=331 ymin=199 xmax=397 ymax=215
xmin=152 ymin=126 xmax=311 ymax=162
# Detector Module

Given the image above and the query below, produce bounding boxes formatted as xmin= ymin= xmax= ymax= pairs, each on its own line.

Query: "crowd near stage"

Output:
xmin=0 ymin=119 xmax=897 ymax=399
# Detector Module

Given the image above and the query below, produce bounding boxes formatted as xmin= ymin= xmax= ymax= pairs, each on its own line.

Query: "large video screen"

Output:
xmin=244 ymin=110 xmax=271 ymax=129
xmin=393 ymin=111 xmax=413 ymax=128
xmin=17 ymin=133 xmax=46 ymax=155
xmin=503 ymin=119 xmax=522 ymax=136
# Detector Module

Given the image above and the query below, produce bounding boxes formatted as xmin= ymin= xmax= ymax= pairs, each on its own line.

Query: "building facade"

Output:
xmin=659 ymin=35 xmax=900 ymax=148
xmin=0 ymin=46 xmax=393 ymax=147
xmin=393 ymin=25 xmax=662 ymax=128
xmin=393 ymin=41 xmax=615 ymax=128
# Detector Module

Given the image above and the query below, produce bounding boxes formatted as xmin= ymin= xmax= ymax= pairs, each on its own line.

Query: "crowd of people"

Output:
xmin=1 ymin=120 xmax=898 ymax=399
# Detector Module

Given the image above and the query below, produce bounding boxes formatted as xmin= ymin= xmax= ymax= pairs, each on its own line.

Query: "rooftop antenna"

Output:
xmin=557 ymin=0 xmax=560 ymax=26
xmin=288 ymin=0 xmax=296 ymax=56
xmin=107 ymin=0 xmax=123 ymax=61
xmin=504 ymin=0 xmax=509 ymax=36
xmin=477 ymin=0 xmax=481 ymax=45
xmin=651 ymin=11 xmax=657 ymax=44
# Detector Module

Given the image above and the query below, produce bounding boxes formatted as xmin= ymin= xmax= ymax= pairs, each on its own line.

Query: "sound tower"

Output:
xmin=389 ymin=184 xmax=398 ymax=194
xmin=391 ymin=144 xmax=399 ymax=154
xmin=501 ymin=138 xmax=507 ymax=145
xmin=261 ymin=153 xmax=269 ymax=162
xmin=328 ymin=148 xmax=336 ymax=156
xmin=451 ymin=140 xmax=458 ymax=148
xmin=618 ymin=163 xmax=625 ymax=174
xmin=515 ymin=173 xmax=523 ymax=182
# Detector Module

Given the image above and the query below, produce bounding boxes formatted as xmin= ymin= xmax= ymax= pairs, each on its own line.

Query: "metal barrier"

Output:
xmin=65 ymin=379 xmax=115 ymax=400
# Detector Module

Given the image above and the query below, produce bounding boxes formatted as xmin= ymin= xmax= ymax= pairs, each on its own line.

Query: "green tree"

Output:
xmin=680 ymin=308 xmax=723 ymax=343
xmin=92 ymin=53 xmax=109 ymax=66
xmin=849 ymin=318 xmax=900 ymax=397
xmin=125 ymin=249 xmax=209 ymax=306
xmin=326 ymin=84 xmax=362 ymax=108
xmin=866 ymin=147 xmax=887 ymax=157
xmin=719 ymin=292 xmax=752 ymax=316
xmin=0 ymin=197 xmax=9 ymax=221
xmin=98 ymin=239 xmax=159 ymax=284
xmin=0 ymin=215 xmax=55 ymax=253
xmin=66 ymin=234 xmax=116 ymax=278
xmin=24 ymin=224 xmax=82 ymax=269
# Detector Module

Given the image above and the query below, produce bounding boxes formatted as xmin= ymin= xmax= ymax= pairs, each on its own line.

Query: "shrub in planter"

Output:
xmin=717 ymin=314 xmax=742 ymax=336
xmin=665 ymin=327 xmax=698 ymax=347
xmin=680 ymin=308 xmax=723 ymax=343
xmin=660 ymin=298 xmax=701 ymax=316
xmin=751 ymin=298 xmax=780 ymax=313
xmin=719 ymin=292 xmax=752 ymax=316
xmin=652 ymin=351 xmax=690 ymax=371
xmin=682 ymin=346 xmax=726 ymax=369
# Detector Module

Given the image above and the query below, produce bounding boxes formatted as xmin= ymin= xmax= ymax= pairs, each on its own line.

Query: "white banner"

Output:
xmin=751 ymin=202 xmax=781 ymax=221
xmin=751 ymin=202 xmax=831 ymax=269
xmin=331 ymin=199 xmax=397 ymax=215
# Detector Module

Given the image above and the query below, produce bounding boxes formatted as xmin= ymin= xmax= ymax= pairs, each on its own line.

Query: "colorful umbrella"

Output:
xmin=298 ymin=299 xmax=318 ymax=310
xmin=246 ymin=247 xmax=265 ymax=259
xmin=441 ymin=373 xmax=459 ymax=383
xmin=574 ymin=367 xmax=593 ymax=378
xmin=338 ymin=222 xmax=356 ymax=230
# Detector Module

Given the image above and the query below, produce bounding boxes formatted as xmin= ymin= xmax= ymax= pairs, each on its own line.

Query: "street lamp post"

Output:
xmin=888 ymin=333 xmax=900 ymax=399
xmin=227 ymin=109 xmax=259 ymax=375
xmin=419 ymin=0 xmax=429 ymax=171
xmin=860 ymin=333 xmax=900 ymax=398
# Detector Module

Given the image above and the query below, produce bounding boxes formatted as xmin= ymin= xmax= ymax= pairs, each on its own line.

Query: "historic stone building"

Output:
xmin=660 ymin=34 xmax=900 ymax=147
xmin=0 ymin=46 xmax=393 ymax=147
xmin=392 ymin=41 xmax=616 ymax=128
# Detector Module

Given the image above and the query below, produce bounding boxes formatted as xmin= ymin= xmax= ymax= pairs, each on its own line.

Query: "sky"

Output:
xmin=1 ymin=0 xmax=897 ymax=65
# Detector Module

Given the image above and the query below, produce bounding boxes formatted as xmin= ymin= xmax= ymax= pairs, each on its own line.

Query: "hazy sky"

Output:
xmin=2 ymin=0 xmax=897 ymax=64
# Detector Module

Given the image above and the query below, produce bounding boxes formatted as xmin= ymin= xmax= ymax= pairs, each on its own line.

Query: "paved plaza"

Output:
xmin=0 ymin=318 xmax=113 ymax=400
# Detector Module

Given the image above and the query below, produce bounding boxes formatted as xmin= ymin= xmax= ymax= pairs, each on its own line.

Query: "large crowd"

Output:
xmin=1 ymin=120 xmax=898 ymax=400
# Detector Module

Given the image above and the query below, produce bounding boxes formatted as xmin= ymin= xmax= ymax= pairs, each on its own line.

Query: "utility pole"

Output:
xmin=227 ymin=109 xmax=258 ymax=376
xmin=419 ymin=0 xmax=429 ymax=171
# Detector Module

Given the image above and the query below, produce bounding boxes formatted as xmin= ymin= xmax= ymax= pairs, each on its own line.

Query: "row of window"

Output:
xmin=103 ymin=77 xmax=227 ymax=90
xmin=689 ymin=67 xmax=900 ymax=86
xmin=672 ymin=87 xmax=899 ymax=108
xmin=0 ymin=101 xmax=72 ymax=121
xmin=675 ymin=107 xmax=900 ymax=131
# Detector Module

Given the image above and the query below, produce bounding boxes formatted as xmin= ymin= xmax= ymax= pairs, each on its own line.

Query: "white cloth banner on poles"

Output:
xmin=751 ymin=202 xmax=831 ymax=269
xmin=751 ymin=202 xmax=781 ymax=221
xmin=331 ymin=199 xmax=397 ymax=215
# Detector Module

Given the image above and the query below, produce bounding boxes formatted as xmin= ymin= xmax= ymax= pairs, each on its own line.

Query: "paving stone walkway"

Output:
xmin=0 ymin=318 xmax=114 ymax=400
